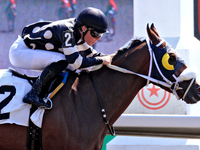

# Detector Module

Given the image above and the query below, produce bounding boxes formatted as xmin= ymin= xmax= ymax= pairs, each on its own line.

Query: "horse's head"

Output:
xmin=147 ymin=23 xmax=200 ymax=104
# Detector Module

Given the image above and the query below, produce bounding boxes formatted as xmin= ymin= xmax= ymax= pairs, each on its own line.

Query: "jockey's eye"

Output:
xmin=88 ymin=28 xmax=103 ymax=38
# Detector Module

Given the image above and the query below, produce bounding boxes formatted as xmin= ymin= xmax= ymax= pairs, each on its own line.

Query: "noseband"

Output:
xmin=105 ymin=39 xmax=196 ymax=100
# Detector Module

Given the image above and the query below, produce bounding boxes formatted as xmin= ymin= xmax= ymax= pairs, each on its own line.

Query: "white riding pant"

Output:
xmin=9 ymin=36 xmax=66 ymax=71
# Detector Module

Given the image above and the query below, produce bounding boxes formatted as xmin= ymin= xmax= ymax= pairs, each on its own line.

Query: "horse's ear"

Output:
xmin=147 ymin=23 xmax=159 ymax=44
xmin=150 ymin=23 xmax=160 ymax=38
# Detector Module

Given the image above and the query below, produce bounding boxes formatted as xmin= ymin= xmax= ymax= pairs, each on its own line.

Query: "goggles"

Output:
xmin=88 ymin=28 xmax=104 ymax=38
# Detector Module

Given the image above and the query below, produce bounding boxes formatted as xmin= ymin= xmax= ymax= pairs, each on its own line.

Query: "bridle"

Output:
xmin=105 ymin=38 xmax=196 ymax=100
xmin=90 ymin=38 xmax=196 ymax=136
xmin=146 ymin=38 xmax=195 ymax=100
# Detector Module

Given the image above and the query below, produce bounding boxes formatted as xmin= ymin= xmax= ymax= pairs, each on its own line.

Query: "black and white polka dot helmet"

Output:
xmin=76 ymin=7 xmax=108 ymax=33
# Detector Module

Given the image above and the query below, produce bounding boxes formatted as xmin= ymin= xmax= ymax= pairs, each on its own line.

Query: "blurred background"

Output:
xmin=0 ymin=0 xmax=133 ymax=75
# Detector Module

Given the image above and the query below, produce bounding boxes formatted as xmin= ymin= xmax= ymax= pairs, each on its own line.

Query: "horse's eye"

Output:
xmin=168 ymin=53 xmax=177 ymax=66
xmin=169 ymin=56 xmax=176 ymax=61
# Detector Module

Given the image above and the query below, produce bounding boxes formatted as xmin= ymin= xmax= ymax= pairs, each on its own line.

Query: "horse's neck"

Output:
xmin=92 ymin=68 xmax=146 ymax=123
xmin=93 ymin=48 xmax=150 ymax=124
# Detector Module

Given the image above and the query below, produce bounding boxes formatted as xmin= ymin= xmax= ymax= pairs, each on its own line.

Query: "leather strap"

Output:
xmin=89 ymin=72 xmax=115 ymax=136
xmin=27 ymin=105 xmax=42 ymax=150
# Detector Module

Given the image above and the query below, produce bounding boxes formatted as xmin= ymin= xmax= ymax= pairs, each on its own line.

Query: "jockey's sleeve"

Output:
xmin=79 ymin=57 xmax=103 ymax=69
xmin=63 ymin=46 xmax=103 ymax=69
xmin=63 ymin=33 xmax=104 ymax=69
xmin=77 ymin=41 xmax=106 ymax=57
xmin=91 ymin=48 xmax=106 ymax=57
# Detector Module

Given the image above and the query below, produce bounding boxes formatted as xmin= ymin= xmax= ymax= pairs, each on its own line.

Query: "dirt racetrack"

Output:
xmin=0 ymin=0 xmax=133 ymax=76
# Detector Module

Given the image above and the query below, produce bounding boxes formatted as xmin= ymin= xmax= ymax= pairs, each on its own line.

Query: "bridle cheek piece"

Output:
xmin=146 ymin=38 xmax=196 ymax=100
xmin=104 ymin=38 xmax=196 ymax=101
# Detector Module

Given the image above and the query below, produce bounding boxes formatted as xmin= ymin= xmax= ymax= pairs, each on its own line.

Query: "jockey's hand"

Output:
xmin=101 ymin=55 xmax=112 ymax=65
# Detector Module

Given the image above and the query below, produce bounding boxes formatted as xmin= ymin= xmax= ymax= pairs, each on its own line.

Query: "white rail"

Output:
xmin=113 ymin=114 xmax=200 ymax=138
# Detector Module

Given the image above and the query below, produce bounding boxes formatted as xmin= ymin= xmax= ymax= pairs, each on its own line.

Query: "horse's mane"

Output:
xmin=115 ymin=39 xmax=145 ymax=57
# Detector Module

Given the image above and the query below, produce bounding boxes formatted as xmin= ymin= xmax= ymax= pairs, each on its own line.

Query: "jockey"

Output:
xmin=5 ymin=0 xmax=17 ymax=32
xmin=105 ymin=0 xmax=117 ymax=37
xmin=9 ymin=7 xmax=112 ymax=108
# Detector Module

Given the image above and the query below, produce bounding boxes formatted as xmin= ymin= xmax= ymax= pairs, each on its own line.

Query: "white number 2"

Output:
xmin=64 ymin=32 xmax=72 ymax=47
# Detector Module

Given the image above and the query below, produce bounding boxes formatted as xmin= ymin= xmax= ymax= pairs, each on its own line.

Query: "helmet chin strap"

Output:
xmin=79 ymin=26 xmax=89 ymax=42
xmin=82 ymin=30 xmax=88 ymax=42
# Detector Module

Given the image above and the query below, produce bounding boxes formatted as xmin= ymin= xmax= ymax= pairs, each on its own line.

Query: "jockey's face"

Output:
xmin=81 ymin=26 xmax=101 ymax=46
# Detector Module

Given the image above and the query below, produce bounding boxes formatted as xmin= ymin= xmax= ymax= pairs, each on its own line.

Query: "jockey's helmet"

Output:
xmin=76 ymin=7 xmax=108 ymax=33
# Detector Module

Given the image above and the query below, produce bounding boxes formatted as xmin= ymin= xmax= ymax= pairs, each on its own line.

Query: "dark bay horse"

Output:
xmin=0 ymin=24 xmax=200 ymax=150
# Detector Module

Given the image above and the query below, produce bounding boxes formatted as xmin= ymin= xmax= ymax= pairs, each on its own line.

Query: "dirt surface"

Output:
xmin=0 ymin=0 xmax=133 ymax=76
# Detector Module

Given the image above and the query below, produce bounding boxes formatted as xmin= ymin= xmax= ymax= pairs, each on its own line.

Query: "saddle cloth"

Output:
xmin=0 ymin=65 xmax=102 ymax=128
xmin=0 ymin=69 xmax=47 ymax=128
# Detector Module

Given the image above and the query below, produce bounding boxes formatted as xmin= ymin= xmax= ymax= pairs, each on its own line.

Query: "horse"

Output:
xmin=0 ymin=23 xmax=200 ymax=150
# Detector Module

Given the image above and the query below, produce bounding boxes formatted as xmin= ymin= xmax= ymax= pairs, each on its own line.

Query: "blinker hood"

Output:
xmin=151 ymin=41 xmax=185 ymax=81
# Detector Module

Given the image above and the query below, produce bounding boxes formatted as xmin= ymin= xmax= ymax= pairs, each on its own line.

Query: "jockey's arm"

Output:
xmin=64 ymin=46 xmax=112 ymax=69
